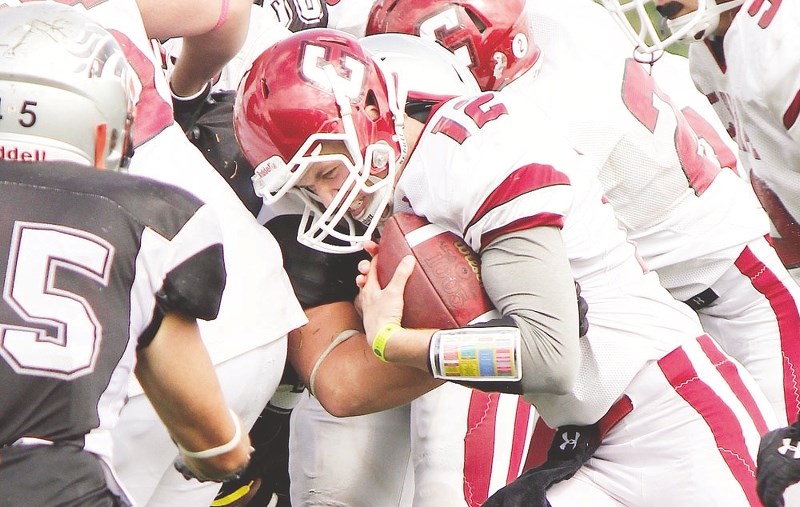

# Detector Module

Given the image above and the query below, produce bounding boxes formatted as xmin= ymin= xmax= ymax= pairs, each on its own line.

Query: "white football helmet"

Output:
xmin=366 ymin=0 xmax=539 ymax=92
xmin=360 ymin=33 xmax=482 ymax=101
xmin=601 ymin=0 xmax=745 ymax=57
xmin=0 ymin=2 xmax=136 ymax=171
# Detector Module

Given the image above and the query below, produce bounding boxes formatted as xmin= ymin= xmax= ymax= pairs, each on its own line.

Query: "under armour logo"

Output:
xmin=559 ymin=431 xmax=580 ymax=451
xmin=690 ymin=295 xmax=707 ymax=307
xmin=778 ymin=438 xmax=800 ymax=459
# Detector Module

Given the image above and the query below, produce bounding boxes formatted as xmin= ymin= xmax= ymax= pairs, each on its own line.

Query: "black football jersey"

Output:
xmin=0 ymin=159 xmax=225 ymax=452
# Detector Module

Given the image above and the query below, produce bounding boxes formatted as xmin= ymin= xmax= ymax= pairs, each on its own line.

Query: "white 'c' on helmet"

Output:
xmin=0 ymin=2 xmax=136 ymax=171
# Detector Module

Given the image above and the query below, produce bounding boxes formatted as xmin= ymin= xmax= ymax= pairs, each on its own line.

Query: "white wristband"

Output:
xmin=170 ymin=80 xmax=211 ymax=102
xmin=178 ymin=408 xmax=241 ymax=459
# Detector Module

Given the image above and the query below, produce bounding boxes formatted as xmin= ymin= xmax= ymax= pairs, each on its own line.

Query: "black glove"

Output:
xmin=482 ymin=424 xmax=600 ymax=507
xmin=575 ymin=281 xmax=589 ymax=337
xmin=211 ymin=405 xmax=293 ymax=506
xmin=757 ymin=421 xmax=800 ymax=507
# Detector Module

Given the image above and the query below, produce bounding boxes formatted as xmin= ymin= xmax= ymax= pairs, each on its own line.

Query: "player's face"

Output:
xmin=296 ymin=142 xmax=378 ymax=223
xmin=654 ymin=0 xmax=699 ymax=19
xmin=298 ymin=159 xmax=349 ymax=206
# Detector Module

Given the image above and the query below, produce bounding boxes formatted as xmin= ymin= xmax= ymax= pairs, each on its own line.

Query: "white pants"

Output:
xmin=548 ymin=335 xmax=777 ymax=506
xmin=696 ymin=237 xmax=800 ymax=425
xmin=112 ymin=338 xmax=287 ymax=506
xmin=289 ymin=394 xmax=414 ymax=507
xmin=289 ymin=383 xmax=536 ymax=507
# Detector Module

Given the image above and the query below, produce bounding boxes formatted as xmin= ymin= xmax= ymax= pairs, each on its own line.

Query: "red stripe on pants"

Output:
xmin=697 ymin=334 xmax=770 ymax=433
xmin=462 ymin=392 xmax=534 ymax=505
xmin=506 ymin=399 xmax=534 ymax=484
xmin=735 ymin=243 xmax=800 ymax=423
xmin=659 ymin=338 xmax=760 ymax=505
xmin=463 ymin=391 xmax=498 ymax=506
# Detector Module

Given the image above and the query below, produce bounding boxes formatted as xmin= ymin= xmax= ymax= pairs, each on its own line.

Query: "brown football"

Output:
xmin=376 ymin=213 xmax=496 ymax=329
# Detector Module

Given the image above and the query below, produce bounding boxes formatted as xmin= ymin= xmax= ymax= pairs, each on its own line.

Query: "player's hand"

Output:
xmin=356 ymin=242 xmax=415 ymax=344
xmin=575 ymin=281 xmax=589 ymax=337
xmin=354 ymin=240 xmax=380 ymax=317
xmin=173 ymin=454 xmax=216 ymax=483
xmin=757 ymin=421 xmax=800 ymax=507
xmin=174 ymin=452 xmax=251 ymax=484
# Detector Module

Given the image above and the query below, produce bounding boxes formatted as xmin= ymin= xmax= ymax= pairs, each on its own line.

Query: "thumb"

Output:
xmin=387 ymin=255 xmax=416 ymax=294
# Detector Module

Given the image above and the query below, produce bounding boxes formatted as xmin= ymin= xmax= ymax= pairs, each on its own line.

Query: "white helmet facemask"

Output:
xmin=601 ymin=0 xmax=744 ymax=58
xmin=665 ymin=0 xmax=744 ymax=44
xmin=251 ymin=64 xmax=407 ymax=254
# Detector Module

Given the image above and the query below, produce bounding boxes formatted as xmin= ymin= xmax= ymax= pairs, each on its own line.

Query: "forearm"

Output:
xmin=135 ymin=312 xmax=251 ymax=479
xmin=480 ymin=226 xmax=579 ymax=394
xmin=137 ymin=0 xmax=252 ymax=96
xmin=170 ymin=25 xmax=249 ymax=96
xmin=289 ymin=302 xmax=442 ymax=416
xmin=359 ymin=226 xmax=579 ymax=396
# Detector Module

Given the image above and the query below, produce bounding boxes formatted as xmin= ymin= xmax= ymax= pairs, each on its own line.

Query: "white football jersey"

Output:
xmin=520 ymin=0 xmax=769 ymax=301
xmin=394 ymin=90 xmax=704 ymax=427
xmin=688 ymin=0 xmax=800 ymax=271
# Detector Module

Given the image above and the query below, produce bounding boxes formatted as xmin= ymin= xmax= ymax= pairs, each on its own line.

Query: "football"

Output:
xmin=376 ymin=213 xmax=497 ymax=329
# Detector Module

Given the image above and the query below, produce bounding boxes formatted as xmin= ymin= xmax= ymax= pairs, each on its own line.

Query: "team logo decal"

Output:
xmin=299 ymin=42 xmax=367 ymax=101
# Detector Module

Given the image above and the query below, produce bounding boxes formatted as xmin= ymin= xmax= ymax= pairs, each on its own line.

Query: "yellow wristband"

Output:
xmin=372 ymin=323 xmax=402 ymax=362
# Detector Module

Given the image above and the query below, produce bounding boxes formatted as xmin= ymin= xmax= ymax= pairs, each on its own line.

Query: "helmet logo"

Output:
xmin=300 ymin=42 xmax=367 ymax=101
xmin=512 ymin=33 xmax=529 ymax=58
xmin=418 ymin=8 xmax=474 ymax=70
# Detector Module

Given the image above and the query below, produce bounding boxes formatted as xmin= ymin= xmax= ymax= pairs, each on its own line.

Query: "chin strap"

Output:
xmin=385 ymin=68 xmax=409 ymax=169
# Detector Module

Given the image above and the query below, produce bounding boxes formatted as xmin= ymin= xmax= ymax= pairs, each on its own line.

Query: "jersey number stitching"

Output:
xmin=621 ymin=59 xmax=732 ymax=196
xmin=0 ymin=222 xmax=113 ymax=380
xmin=431 ymin=93 xmax=508 ymax=144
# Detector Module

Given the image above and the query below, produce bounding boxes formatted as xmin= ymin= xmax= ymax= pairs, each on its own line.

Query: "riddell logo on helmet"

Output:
xmin=0 ymin=145 xmax=46 ymax=162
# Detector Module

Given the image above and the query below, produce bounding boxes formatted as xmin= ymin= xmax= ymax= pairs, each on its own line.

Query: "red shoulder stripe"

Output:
xmin=465 ymin=163 xmax=569 ymax=235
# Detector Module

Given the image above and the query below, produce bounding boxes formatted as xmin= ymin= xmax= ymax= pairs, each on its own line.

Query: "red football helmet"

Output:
xmin=234 ymin=28 xmax=407 ymax=253
xmin=366 ymin=0 xmax=540 ymax=91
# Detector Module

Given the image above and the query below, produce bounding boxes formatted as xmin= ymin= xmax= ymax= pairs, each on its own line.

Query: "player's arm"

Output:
xmin=136 ymin=0 xmax=252 ymax=97
xmin=479 ymin=225 xmax=580 ymax=394
xmin=289 ymin=301 xmax=443 ymax=417
xmin=135 ymin=311 xmax=252 ymax=482
xmin=359 ymin=226 xmax=580 ymax=397
xmin=268 ymin=214 xmax=442 ymax=416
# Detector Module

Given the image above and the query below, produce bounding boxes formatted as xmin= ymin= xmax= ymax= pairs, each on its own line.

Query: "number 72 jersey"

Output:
xmin=0 ymin=160 xmax=226 ymax=460
xmin=393 ymin=90 xmax=705 ymax=426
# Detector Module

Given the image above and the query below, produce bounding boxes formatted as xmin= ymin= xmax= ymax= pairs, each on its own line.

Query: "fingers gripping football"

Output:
xmin=374 ymin=213 xmax=498 ymax=330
